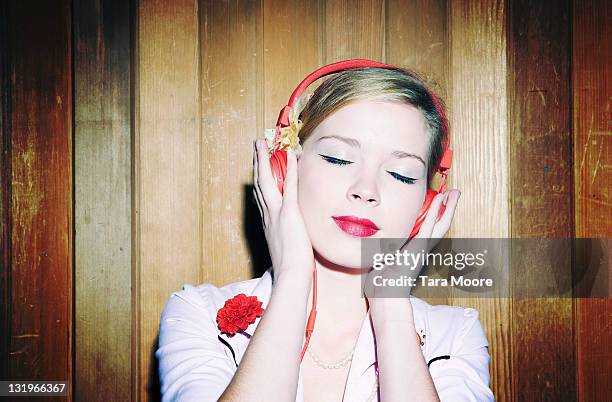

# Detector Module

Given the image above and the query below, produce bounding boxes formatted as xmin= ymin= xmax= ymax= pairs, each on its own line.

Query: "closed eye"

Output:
xmin=319 ymin=154 xmax=353 ymax=165
xmin=386 ymin=171 xmax=417 ymax=184
xmin=320 ymin=154 xmax=417 ymax=185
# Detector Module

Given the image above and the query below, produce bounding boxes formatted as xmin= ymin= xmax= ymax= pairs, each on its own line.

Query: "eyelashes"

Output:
xmin=319 ymin=155 xmax=352 ymax=166
xmin=318 ymin=154 xmax=417 ymax=185
xmin=387 ymin=171 xmax=417 ymax=185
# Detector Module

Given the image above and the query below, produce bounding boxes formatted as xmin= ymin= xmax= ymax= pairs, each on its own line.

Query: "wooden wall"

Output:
xmin=2 ymin=1 xmax=74 ymax=401
xmin=137 ymin=0 xmax=202 ymax=399
xmin=73 ymin=0 xmax=132 ymax=400
xmin=0 ymin=1 xmax=609 ymax=401
xmin=508 ymin=1 xmax=575 ymax=401
xmin=573 ymin=0 xmax=612 ymax=401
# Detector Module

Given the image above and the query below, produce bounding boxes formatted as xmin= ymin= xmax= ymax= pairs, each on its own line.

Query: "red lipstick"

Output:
xmin=332 ymin=216 xmax=380 ymax=238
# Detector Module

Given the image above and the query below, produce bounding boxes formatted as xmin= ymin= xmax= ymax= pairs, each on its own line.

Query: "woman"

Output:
xmin=156 ymin=63 xmax=494 ymax=402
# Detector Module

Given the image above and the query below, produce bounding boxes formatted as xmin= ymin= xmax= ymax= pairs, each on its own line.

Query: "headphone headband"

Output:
xmin=274 ymin=59 xmax=452 ymax=172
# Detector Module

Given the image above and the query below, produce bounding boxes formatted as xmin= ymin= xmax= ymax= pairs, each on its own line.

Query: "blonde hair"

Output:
xmin=297 ymin=67 xmax=449 ymax=184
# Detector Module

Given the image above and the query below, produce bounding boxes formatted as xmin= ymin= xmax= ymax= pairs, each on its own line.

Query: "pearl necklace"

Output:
xmin=306 ymin=344 xmax=356 ymax=369
xmin=366 ymin=376 xmax=379 ymax=402
xmin=307 ymin=345 xmax=379 ymax=401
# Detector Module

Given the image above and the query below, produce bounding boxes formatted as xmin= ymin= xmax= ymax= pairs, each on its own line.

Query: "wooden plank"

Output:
xmin=6 ymin=0 xmax=73 ymax=397
xmin=263 ymin=0 xmax=320 ymax=129
xmin=0 ymin=0 xmax=10 ymax=382
xmin=136 ymin=0 xmax=201 ymax=400
xmin=386 ymin=0 xmax=448 ymax=99
xmin=73 ymin=0 xmax=131 ymax=400
xmin=324 ymin=0 xmax=385 ymax=62
xmin=200 ymin=0 xmax=262 ymax=285
xmin=386 ymin=0 xmax=449 ymax=306
xmin=573 ymin=0 xmax=612 ymax=400
xmin=573 ymin=0 xmax=612 ymax=236
xmin=507 ymin=0 xmax=574 ymax=401
xmin=448 ymin=1 xmax=510 ymax=401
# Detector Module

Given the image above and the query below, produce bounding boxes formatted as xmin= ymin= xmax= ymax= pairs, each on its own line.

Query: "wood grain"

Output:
xmin=263 ymin=0 xmax=320 ymax=129
xmin=5 ymin=0 xmax=73 ymax=399
xmin=324 ymin=0 xmax=385 ymax=62
xmin=199 ymin=0 xmax=262 ymax=286
xmin=136 ymin=0 xmax=201 ymax=400
xmin=448 ymin=1 xmax=510 ymax=401
xmin=386 ymin=0 xmax=448 ymax=99
xmin=0 ymin=0 xmax=10 ymax=382
xmin=74 ymin=0 xmax=132 ymax=400
xmin=508 ymin=1 xmax=574 ymax=401
xmin=573 ymin=0 xmax=612 ymax=236
xmin=573 ymin=0 xmax=612 ymax=400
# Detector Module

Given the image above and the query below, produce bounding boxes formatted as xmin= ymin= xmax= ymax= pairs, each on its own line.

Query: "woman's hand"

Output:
xmin=252 ymin=139 xmax=314 ymax=281
xmin=365 ymin=190 xmax=461 ymax=318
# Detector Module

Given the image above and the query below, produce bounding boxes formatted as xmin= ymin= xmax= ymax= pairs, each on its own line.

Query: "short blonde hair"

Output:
xmin=298 ymin=67 xmax=449 ymax=184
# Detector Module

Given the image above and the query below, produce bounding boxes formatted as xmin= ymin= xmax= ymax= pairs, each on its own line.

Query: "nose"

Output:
xmin=347 ymin=175 xmax=380 ymax=206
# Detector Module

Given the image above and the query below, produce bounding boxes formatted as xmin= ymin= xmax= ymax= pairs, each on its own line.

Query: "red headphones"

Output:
xmin=267 ymin=59 xmax=453 ymax=362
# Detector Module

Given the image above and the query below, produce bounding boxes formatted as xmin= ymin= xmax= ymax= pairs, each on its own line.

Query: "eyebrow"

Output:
xmin=316 ymin=135 xmax=426 ymax=166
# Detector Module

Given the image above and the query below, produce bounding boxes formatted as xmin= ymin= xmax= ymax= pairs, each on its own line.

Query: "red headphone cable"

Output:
xmin=299 ymin=259 xmax=317 ymax=363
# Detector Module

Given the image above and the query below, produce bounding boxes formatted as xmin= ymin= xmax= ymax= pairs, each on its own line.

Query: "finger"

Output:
xmin=416 ymin=192 xmax=447 ymax=239
xmin=252 ymin=187 xmax=266 ymax=227
xmin=254 ymin=140 xmax=271 ymax=211
xmin=253 ymin=141 xmax=268 ymax=226
xmin=253 ymin=140 xmax=258 ymax=183
xmin=255 ymin=139 xmax=282 ymax=209
xmin=282 ymin=149 xmax=298 ymax=204
xmin=431 ymin=190 xmax=460 ymax=238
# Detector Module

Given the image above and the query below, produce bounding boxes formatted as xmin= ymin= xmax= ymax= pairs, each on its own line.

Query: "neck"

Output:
xmin=304 ymin=250 xmax=370 ymax=336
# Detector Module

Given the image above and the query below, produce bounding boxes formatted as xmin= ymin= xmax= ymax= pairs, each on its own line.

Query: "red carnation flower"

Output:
xmin=216 ymin=293 xmax=264 ymax=337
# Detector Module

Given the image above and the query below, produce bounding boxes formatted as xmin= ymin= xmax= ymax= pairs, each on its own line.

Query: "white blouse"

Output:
xmin=156 ymin=269 xmax=495 ymax=402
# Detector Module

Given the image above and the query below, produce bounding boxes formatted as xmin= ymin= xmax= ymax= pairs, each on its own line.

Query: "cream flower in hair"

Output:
xmin=277 ymin=118 xmax=303 ymax=153
xmin=263 ymin=93 xmax=312 ymax=155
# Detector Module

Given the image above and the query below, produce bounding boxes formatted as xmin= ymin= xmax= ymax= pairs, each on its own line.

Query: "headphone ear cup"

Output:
xmin=269 ymin=149 xmax=288 ymax=195
xmin=408 ymin=189 xmax=439 ymax=239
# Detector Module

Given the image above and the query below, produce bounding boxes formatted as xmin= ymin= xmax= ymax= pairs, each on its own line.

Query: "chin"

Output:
xmin=312 ymin=230 xmax=372 ymax=270
xmin=316 ymin=249 xmax=367 ymax=270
